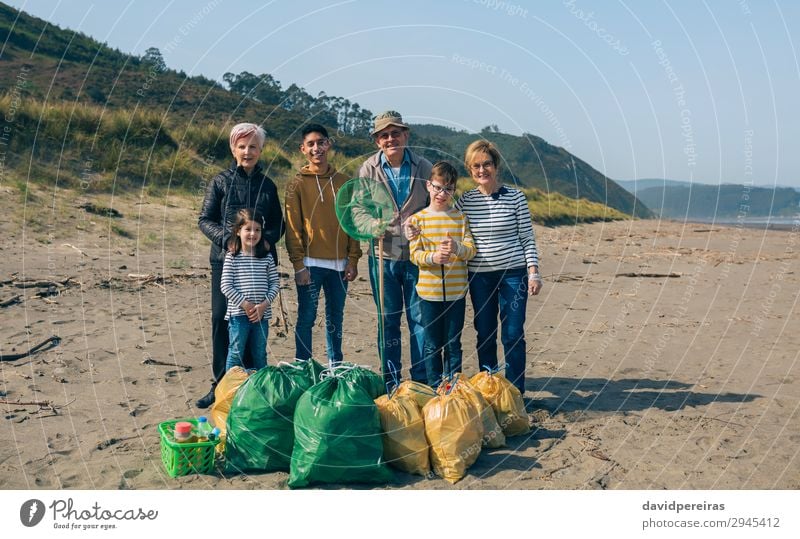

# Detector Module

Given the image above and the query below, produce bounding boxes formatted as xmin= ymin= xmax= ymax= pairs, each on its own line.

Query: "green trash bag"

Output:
xmin=288 ymin=375 xmax=393 ymax=488
xmin=340 ymin=363 xmax=387 ymax=400
xmin=225 ymin=359 xmax=323 ymax=473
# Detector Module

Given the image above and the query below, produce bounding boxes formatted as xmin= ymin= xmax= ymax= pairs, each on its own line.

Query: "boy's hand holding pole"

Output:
xmin=432 ymin=250 xmax=450 ymax=264
xmin=441 ymin=232 xmax=457 ymax=255
xmin=433 ymin=232 xmax=457 ymax=264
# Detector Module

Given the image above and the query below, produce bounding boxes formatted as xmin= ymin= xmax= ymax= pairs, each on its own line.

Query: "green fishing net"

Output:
xmin=334 ymin=177 xmax=395 ymax=241
xmin=334 ymin=177 xmax=396 ymax=385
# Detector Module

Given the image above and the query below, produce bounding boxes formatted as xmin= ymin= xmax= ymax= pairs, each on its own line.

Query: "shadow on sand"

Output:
xmin=527 ymin=376 xmax=759 ymax=414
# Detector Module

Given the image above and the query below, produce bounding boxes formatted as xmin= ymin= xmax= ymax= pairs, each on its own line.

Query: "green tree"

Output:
xmin=142 ymin=47 xmax=166 ymax=72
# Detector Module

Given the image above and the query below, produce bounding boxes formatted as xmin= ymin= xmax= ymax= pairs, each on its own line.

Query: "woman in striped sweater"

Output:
xmin=456 ymin=140 xmax=543 ymax=394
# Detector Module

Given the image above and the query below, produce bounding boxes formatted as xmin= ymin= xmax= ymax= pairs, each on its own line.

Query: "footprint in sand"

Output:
xmin=59 ymin=472 xmax=83 ymax=488
xmin=121 ymin=402 xmax=149 ymax=417
xmin=122 ymin=468 xmax=142 ymax=479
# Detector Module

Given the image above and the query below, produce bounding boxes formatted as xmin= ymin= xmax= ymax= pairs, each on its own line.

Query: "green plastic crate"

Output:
xmin=159 ymin=419 xmax=219 ymax=478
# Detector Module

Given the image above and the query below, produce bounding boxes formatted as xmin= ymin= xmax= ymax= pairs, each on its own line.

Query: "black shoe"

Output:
xmin=195 ymin=387 xmax=216 ymax=409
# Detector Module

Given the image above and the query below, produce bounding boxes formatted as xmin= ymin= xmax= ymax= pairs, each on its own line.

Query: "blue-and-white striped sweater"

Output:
xmin=220 ymin=252 xmax=280 ymax=320
xmin=455 ymin=186 xmax=539 ymax=272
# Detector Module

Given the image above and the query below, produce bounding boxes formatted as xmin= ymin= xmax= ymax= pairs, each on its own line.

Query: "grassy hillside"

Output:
xmin=0 ymin=96 xmax=624 ymax=227
xmin=0 ymin=1 xmax=637 ymax=226
xmin=455 ymin=179 xmax=628 ymax=226
xmin=0 ymin=3 xmax=374 ymax=154
xmin=413 ymin=125 xmax=651 ymax=218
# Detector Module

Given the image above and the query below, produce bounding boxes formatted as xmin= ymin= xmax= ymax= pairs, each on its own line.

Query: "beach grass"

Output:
xmin=2 ymin=96 xmax=631 ymax=227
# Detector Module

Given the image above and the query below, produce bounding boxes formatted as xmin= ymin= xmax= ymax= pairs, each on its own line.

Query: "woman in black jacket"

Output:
xmin=196 ymin=123 xmax=285 ymax=408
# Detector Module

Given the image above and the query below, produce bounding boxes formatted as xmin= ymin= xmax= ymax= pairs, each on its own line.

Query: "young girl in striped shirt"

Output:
xmin=409 ymin=162 xmax=475 ymax=388
xmin=220 ymin=208 xmax=280 ymax=372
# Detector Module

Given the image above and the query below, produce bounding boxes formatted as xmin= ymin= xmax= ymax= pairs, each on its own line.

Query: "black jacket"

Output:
xmin=199 ymin=162 xmax=285 ymax=264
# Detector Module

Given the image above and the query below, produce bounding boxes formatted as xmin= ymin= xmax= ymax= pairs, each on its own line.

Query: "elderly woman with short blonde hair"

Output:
xmin=457 ymin=139 xmax=542 ymax=394
xmin=196 ymin=122 xmax=285 ymax=408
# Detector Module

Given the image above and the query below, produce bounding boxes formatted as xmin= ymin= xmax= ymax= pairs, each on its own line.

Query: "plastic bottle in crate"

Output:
xmin=174 ymin=421 xmax=196 ymax=443
xmin=196 ymin=416 xmax=213 ymax=442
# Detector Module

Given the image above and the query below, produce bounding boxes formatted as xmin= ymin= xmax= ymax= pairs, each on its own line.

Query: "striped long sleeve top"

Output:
xmin=455 ymin=186 xmax=539 ymax=272
xmin=220 ymin=252 xmax=280 ymax=320
xmin=408 ymin=207 xmax=475 ymax=301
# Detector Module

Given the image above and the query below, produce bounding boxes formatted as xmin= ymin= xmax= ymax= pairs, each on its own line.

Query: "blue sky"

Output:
xmin=6 ymin=0 xmax=800 ymax=187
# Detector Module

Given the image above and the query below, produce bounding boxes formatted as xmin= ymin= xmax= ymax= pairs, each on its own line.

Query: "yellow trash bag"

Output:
xmin=470 ymin=371 xmax=530 ymax=437
xmin=374 ymin=393 xmax=430 ymax=476
xmin=394 ymin=380 xmax=436 ymax=410
xmin=422 ymin=389 xmax=484 ymax=484
xmin=210 ymin=366 xmax=251 ymax=450
xmin=443 ymin=378 xmax=505 ymax=449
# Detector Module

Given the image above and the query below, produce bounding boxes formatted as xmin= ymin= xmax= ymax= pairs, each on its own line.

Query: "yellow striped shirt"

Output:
xmin=409 ymin=207 xmax=475 ymax=301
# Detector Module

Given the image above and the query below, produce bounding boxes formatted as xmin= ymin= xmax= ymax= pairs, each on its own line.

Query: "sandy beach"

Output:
xmin=1 ymin=186 xmax=798 ymax=490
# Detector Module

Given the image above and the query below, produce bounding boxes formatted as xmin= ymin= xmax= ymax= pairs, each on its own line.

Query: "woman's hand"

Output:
xmin=528 ymin=272 xmax=543 ymax=296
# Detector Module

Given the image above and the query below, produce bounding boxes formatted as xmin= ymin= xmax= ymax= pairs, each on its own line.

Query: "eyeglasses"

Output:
xmin=429 ymin=181 xmax=456 ymax=195
xmin=376 ymin=129 xmax=405 ymax=141
xmin=470 ymin=160 xmax=495 ymax=172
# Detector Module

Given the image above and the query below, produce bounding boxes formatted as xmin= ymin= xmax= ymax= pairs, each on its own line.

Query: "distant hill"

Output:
xmin=634 ymin=183 xmax=800 ymax=219
xmin=0 ymin=2 xmax=649 ymax=218
xmin=412 ymin=125 xmax=650 ymax=218
xmin=615 ymin=178 xmax=698 ymax=194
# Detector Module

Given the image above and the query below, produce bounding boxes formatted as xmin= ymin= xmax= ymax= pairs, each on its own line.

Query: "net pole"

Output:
xmin=378 ymin=236 xmax=385 ymax=376
xmin=440 ymin=264 xmax=446 ymax=302
xmin=441 ymin=264 xmax=447 ymax=378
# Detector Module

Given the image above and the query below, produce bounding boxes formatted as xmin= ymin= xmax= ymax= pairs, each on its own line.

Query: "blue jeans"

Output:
xmin=420 ymin=297 xmax=466 ymax=388
xmin=295 ymin=266 xmax=348 ymax=365
xmin=368 ymin=256 xmax=426 ymax=388
xmin=225 ymin=315 xmax=268 ymax=372
xmin=468 ymin=268 xmax=528 ymax=393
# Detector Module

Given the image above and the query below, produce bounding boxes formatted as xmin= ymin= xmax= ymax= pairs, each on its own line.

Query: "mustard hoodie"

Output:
xmin=284 ymin=164 xmax=362 ymax=272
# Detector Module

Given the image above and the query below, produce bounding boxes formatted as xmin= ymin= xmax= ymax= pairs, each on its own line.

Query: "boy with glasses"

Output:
xmin=408 ymin=162 xmax=475 ymax=388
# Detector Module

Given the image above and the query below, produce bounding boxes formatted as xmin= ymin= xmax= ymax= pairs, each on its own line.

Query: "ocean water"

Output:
xmin=684 ymin=216 xmax=799 ymax=230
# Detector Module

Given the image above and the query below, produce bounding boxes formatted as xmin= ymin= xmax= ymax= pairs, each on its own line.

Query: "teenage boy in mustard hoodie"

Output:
xmin=285 ymin=124 xmax=361 ymax=365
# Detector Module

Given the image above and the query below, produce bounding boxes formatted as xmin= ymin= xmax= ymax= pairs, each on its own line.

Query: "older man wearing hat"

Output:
xmin=357 ymin=111 xmax=432 ymax=389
